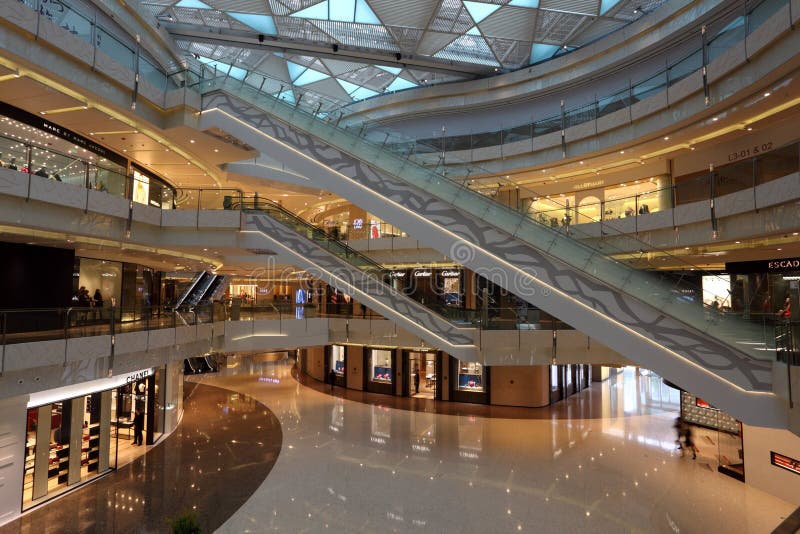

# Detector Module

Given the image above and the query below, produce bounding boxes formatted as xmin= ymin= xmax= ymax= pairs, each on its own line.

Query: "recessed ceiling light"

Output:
xmin=620 ymin=150 xmax=625 ymax=154
xmin=190 ymin=139 xmax=196 ymax=143
xmin=763 ymin=92 xmax=771 ymax=97
xmin=746 ymin=127 xmax=753 ymax=131
xmin=663 ymin=136 xmax=669 ymax=140
xmin=712 ymin=117 xmax=719 ymax=122
xmin=579 ymin=161 xmax=584 ymax=164
xmin=213 ymin=148 xmax=219 ymax=153
xmin=735 ymin=241 xmax=741 ymax=244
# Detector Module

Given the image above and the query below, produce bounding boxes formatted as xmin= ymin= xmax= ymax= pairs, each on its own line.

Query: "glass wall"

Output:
xmin=0 ymin=111 xmax=127 ymax=195
xmin=75 ymin=258 xmax=122 ymax=321
xmin=457 ymin=362 xmax=484 ymax=392
xmin=409 ymin=351 xmax=436 ymax=398
xmin=331 ymin=345 xmax=345 ymax=376
xmin=369 ymin=349 xmax=392 ymax=383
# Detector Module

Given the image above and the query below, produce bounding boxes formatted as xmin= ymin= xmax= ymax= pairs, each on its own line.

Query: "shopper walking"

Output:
xmin=413 ymin=368 xmax=420 ymax=394
xmin=329 ymin=368 xmax=336 ymax=392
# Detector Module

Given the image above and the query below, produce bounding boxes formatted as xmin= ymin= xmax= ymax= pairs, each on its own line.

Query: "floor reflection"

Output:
xmin=0 ymin=383 xmax=281 ymax=534
xmin=209 ymin=356 xmax=793 ymax=533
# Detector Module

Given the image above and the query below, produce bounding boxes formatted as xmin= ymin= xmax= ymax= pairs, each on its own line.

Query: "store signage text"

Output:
xmin=389 ymin=271 xmax=406 ymax=278
xmin=352 ymin=218 xmax=364 ymax=229
xmin=771 ymin=451 xmax=800 ymax=475
xmin=440 ymin=270 xmax=461 ymax=277
xmin=413 ymin=270 xmax=432 ymax=278
xmin=727 ymin=141 xmax=773 ymax=162
xmin=574 ymin=179 xmax=604 ymax=191
xmin=726 ymin=257 xmax=800 ymax=274
xmin=769 ymin=260 xmax=800 ymax=270
xmin=125 ymin=368 xmax=153 ymax=384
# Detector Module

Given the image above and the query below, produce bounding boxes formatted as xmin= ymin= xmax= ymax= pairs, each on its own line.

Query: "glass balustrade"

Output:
xmin=190 ymin=47 xmax=795 ymax=360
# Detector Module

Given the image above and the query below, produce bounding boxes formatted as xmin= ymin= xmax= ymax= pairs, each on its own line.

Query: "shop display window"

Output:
xmin=331 ymin=345 xmax=345 ymax=376
xmin=370 ymin=349 xmax=392 ymax=383
xmin=457 ymin=362 xmax=484 ymax=391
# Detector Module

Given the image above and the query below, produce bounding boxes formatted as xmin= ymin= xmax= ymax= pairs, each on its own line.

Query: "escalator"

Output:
xmin=175 ymin=272 xmax=224 ymax=310
xmin=195 ymin=79 xmax=787 ymax=427
xmin=173 ymin=272 xmax=208 ymax=310
xmin=233 ymin=197 xmax=478 ymax=360
xmin=202 ymin=275 xmax=227 ymax=304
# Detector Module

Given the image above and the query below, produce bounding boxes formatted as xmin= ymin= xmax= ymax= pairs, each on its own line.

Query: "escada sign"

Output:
xmin=726 ymin=257 xmax=800 ymax=274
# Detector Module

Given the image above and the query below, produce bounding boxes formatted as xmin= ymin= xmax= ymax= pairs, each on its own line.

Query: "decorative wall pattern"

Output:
xmin=203 ymin=91 xmax=774 ymax=397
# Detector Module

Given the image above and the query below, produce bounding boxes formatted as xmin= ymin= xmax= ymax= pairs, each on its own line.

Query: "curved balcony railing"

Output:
xmin=6 ymin=0 xmax=795 ymax=363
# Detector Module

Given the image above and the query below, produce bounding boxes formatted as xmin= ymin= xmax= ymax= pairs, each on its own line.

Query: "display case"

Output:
xmin=457 ymin=362 xmax=484 ymax=392
xmin=331 ymin=345 xmax=345 ymax=376
xmin=372 ymin=366 xmax=392 ymax=383
xmin=369 ymin=349 xmax=393 ymax=383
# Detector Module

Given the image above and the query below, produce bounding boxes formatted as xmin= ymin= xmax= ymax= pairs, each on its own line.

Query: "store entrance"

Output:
xmin=408 ymin=352 xmax=437 ymax=399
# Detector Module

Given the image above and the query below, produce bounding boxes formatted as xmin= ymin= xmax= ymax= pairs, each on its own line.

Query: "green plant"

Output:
xmin=168 ymin=511 xmax=201 ymax=534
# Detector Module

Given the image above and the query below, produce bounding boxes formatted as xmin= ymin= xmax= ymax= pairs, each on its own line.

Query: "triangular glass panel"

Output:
xmin=509 ymin=0 xmax=538 ymax=7
xmin=466 ymin=25 xmax=480 ymax=36
xmin=385 ymin=76 xmax=417 ymax=92
xmin=354 ymin=0 xmax=381 ymax=24
xmin=463 ymin=1 xmax=501 ymax=23
xmin=176 ymin=0 xmax=211 ymax=8
xmin=376 ymin=65 xmax=402 ymax=75
xmin=329 ymin=0 xmax=355 ymax=21
xmin=228 ymin=13 xmax=277 ymax=34
xmin=349 ymin=86 xmax=379 ymax=100
xmin=277 ymin=89 xmax=296 ymax=104
xmin=336 ymin=79 xmax=361 ymax=94
xmin=530 ymin=43 xmax=559 ymax=63
xmin=291 ymin=1 xmax=329 ymax=20
xmin=286 ymin=61 xmax=308 ymax=81
xmin=294 ymin=68 xmax=330 ymax=86
xmin=600 ymin=0 xmax=620 ymax=15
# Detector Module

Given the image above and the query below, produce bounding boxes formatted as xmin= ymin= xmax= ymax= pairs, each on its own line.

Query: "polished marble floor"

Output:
xmin=3 ymin=358 xmax=795 ymax=533
xmin=199 ymin=358 xmax=795 ymax=533
xmin=1 ymin=383 xmax=281 ymax=534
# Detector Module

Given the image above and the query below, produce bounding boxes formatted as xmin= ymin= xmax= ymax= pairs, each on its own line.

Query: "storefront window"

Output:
xmin=457 ymin=362 xmax=484 ymax=392
xmin=331 ymin=345 xmax=345 ymax=376
xmin=409 ymin=351 xmax=436 ymax=398
xmin=370 ymin=349 xmax=392 ymax=383
xmin=76 ymin=258 xmax=122 ymax=321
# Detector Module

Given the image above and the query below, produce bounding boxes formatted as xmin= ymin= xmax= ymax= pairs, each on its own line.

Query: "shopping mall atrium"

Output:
xmin=1 ymin=0 xmax=800 ymax=531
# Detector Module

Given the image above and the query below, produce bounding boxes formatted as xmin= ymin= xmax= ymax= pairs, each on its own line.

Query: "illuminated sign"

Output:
xmin=413 ymin=270 xmax=432 ymax=278
xmin=726 ymin=258 xmax=800 ymax=274
xmin=126 ymin=368 xmax=154 ymax=384
xmin=771 ymin=451 xmax=800 ymax=475
xmin=439 ymin=270 xmax=461 ymax=278
xmin=389 ymin=271 xmax=406 ymax=278
xmin=352 ymin=218 xmax=364 ymax=229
